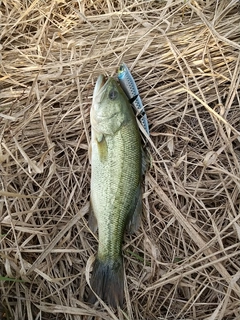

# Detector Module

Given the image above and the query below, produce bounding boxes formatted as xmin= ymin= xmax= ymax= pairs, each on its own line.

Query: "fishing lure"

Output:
xmin=118 ymin=62 xmax=150 ymax=135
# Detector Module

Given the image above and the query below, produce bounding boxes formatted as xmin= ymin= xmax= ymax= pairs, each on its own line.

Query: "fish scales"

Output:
xmin=91 ymin=122 xmax=141 ymax=258
xmin=89 ymin=76 xmax=142 ymax=307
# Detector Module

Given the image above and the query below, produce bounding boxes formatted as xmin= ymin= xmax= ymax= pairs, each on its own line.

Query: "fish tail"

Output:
xmin=88 ymin=255 xmax=124 ymax=308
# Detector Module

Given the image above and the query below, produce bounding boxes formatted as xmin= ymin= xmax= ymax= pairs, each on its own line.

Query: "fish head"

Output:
xmin=91 ymin=75 xmax=129 ymax=135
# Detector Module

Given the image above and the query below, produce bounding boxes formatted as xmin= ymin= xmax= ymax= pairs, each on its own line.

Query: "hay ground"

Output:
xmin=0 ymin=0 xmax=240 ymax=319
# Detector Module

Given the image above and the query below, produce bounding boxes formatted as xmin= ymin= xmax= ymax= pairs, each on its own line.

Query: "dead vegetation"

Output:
xmin=0 ymin=0 xmax=240 ymax=319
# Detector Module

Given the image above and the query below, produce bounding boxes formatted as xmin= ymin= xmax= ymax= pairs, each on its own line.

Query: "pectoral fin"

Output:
xmin=96 ymin=133 xmax=108 ymax=162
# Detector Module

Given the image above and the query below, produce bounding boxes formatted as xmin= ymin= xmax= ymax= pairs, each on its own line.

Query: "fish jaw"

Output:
xmin=91 ymin=77 xmax=127 ymax=135
xmin=92 ymin=75 xmax=117 ymax=104
xmin=92 ymin=74 xmax=107 ymax=104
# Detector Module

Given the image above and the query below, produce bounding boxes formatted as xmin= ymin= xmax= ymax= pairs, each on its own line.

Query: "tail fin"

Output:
xmin=88 ymin=256 xmax=124 ymax=308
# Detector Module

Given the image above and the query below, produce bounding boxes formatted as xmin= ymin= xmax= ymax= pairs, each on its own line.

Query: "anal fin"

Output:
xmin=127 ymin=185 xmax=142 ymax=234
xmin=89 ymin=199 xmax=98 ymax=233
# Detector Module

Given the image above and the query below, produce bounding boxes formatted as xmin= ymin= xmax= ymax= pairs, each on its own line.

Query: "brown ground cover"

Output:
xmin=0 ymin=1 xmax=240 ymax=319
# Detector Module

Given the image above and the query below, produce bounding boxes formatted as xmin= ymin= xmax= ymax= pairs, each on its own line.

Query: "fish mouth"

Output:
xmin=93 ymin=75 xmax=108 ymax=100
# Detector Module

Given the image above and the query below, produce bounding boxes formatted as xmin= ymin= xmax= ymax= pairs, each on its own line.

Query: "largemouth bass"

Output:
xmin=89 ymin=75 xmax=143 ymax=307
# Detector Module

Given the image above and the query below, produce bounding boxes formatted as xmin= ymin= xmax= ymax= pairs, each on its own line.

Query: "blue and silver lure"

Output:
xmin=118 ymin=63 xmax=150 ymax=136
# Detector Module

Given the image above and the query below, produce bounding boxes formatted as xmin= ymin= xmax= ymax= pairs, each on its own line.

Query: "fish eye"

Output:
xmin=109 ymin=89 xmax=118 ymax=100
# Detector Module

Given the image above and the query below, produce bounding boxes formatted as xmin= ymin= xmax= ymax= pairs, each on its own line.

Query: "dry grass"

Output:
xmin=1 ymin=0 xmax=240 ymax=319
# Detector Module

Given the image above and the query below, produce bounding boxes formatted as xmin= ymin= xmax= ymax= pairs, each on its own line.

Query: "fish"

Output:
xmin=118 ymin=62 xmax=150 ymax=135
xmin=89 ymin=75 xmax=143 ymax=307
